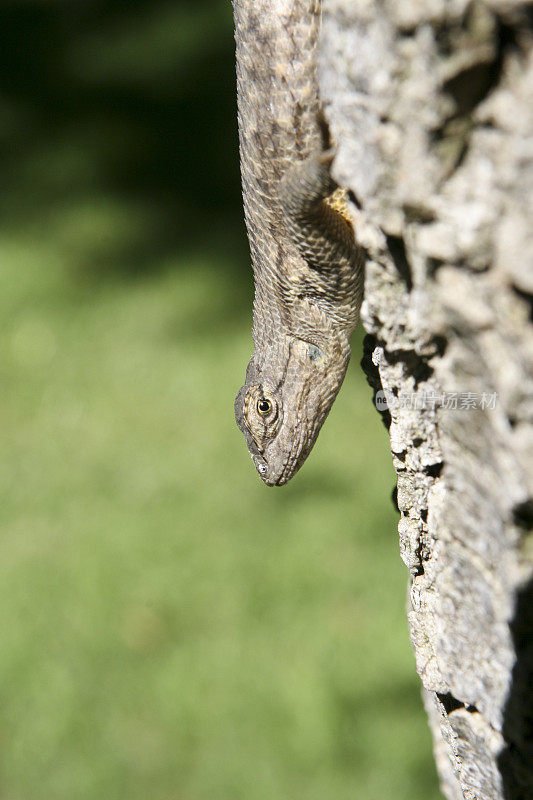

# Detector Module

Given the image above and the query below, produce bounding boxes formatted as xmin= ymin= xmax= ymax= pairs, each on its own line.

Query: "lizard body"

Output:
xmin=233 ymin=0 xmax=364 ymax=486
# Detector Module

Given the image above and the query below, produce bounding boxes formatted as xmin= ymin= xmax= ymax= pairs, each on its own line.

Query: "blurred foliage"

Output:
xmin=0 ymin=1 xmax=441 ymax=798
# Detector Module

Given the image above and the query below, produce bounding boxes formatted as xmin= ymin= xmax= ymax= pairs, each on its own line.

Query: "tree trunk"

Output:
xmin=319 ymin=2 xmax=533 ymax=798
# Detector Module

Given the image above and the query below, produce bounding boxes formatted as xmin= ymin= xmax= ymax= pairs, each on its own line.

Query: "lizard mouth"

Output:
xmin=252 ymin=456 xmax=281 ymax=486
xmin=264 ymin=472 xmax=289 ymax=487
xmin=253 ymin=436 xmax=306 ymax=486
xmin=252 ymin=455 xmax=286 ymax=486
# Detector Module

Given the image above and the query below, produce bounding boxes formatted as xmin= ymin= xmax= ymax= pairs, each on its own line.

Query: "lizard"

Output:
xmin=233 ymin=0 xmax=364 ymax=486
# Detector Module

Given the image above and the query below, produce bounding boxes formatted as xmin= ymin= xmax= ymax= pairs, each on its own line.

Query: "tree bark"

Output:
xmin=319 ymin=2 xmax=533 ymax=798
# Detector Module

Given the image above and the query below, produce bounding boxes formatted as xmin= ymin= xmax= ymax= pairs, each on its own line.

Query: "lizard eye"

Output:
xmin=256 ymin=398 xmax=272 ymax=416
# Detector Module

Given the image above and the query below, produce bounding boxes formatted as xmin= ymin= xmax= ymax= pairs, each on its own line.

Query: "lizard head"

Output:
xmin=234 ymin=339 xmax=350 ymax=486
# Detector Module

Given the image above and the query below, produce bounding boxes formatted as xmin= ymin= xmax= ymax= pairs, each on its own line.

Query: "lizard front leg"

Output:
xmin=279 ymin=149 xmax=364 ymax=343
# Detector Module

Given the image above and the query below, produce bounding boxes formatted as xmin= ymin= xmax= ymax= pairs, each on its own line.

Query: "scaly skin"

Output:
xmin=233 ymin=0 xmax=364 ymax=486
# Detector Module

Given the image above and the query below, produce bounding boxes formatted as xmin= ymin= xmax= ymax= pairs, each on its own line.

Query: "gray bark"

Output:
xmin=319 ymin=2 xmax=533 ymax=798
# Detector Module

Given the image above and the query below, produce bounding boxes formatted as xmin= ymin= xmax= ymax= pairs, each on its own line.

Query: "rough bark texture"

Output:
xmin=319 ymin=2 xmax=533 ymax=798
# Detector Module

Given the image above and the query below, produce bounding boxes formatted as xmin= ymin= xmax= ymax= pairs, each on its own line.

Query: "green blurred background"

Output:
xmin=0 ymin=1 xmax=441 ymax=798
